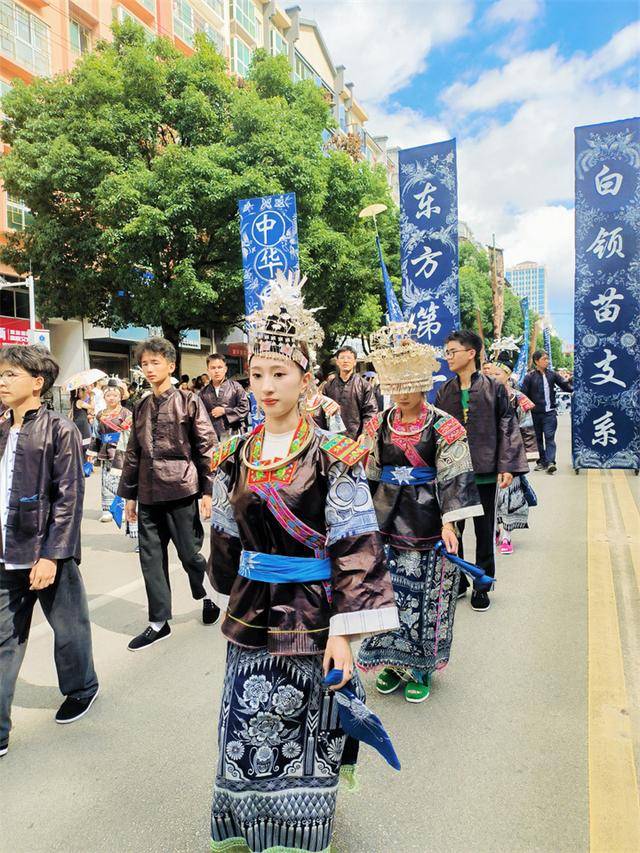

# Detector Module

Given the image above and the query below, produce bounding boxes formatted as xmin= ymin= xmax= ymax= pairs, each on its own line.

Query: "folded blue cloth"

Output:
xmin=380 ymin=465 xmax=436 ymax=485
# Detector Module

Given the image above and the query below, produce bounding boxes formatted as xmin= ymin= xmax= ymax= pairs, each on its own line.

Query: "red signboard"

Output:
xmin=227 ymin=343 xmax=248 ymax=357
xmin=0 ymin=315 xmax=43 ymax=347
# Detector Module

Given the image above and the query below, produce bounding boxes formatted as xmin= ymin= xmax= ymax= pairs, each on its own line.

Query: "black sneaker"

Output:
xmin=547 ymin=463 xmax=557 ymax=474
xmin=470 ymin=589 xmax=491 ymax=612
xmin=534 ymin=462 xmax=547 ymax=471
xmin=128 ymin=623 xmax=171 ymax=651
xmin=55 ymin=686 xmax=100 ymax=724
xmin=202 ymin=599 xmax=221 ymax=626
xmin=0 ymin=741 xmax=8 ymax=757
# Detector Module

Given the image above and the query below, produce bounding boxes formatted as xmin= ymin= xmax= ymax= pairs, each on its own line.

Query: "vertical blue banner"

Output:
xmin=542 ymin=327 xmax=553 ymax=368
xmin=399 ymin=139 xmax=459 ymax=394
xmin=512 ymin=297 xmax=530 ymax=384
xmin=573 ymin=117 xmax=640 ymax=470
xmin=238 ymin=192 xmax=299 ymax=314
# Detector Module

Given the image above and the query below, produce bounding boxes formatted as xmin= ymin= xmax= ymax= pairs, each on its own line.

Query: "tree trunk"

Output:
xmin=161 ymin=323 xmax=182 ymax=377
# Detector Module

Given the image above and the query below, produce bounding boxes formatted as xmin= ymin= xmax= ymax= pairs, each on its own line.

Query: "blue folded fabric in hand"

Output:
xmin=109 ymin=495 xmax=125 ymax=529
xmin=323 ymin=669 xmax=401 ymax=771
xmin=433 ymin=540 xmax=494 ymax=590
xmin=82 ymin=461 xmax=94 ymax=478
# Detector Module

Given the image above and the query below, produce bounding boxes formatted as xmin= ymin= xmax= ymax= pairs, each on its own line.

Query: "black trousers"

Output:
xmin=0 ymin=559 xmax=98 ymax=746
xmin=137 ymin=496 xmax=207 ymax=622
xmin=457 ymin=481 xmax=498 ymax=592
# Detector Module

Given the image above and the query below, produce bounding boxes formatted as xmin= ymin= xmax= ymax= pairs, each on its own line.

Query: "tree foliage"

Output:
xmin=0 ymin=26 xmax=397 ymax=362
xmin=459 ymin=240 xmax=528 ymax=346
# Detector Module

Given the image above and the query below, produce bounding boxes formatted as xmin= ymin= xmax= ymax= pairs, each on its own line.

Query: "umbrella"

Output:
xmin=323 ymin=669 xmax=401 ymax=771
xmin=63 ymin=368 xmax=107 ymax=391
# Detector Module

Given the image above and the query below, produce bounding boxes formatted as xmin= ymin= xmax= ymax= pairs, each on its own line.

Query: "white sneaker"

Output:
xmin=100 ymin=512 xmax=112 ymax=523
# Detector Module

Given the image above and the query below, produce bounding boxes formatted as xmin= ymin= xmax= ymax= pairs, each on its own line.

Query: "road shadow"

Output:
xmin=86 ymin=594 xmax=203 ymax=636
xmin=14 ymin=679 xmax=60 ymax=710
xmin=82 ymin=532 xmax=139 ymax=553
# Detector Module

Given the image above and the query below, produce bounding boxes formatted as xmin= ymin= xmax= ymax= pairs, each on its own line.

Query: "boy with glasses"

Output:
xmin=0 ymin=346 xmax=99 ymax=758
xmin=436 ymin=330 xmax=528 ymax=611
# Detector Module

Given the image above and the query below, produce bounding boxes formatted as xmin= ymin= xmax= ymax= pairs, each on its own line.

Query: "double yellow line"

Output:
xmin=588 ymin=470 xmax=640 ymax=851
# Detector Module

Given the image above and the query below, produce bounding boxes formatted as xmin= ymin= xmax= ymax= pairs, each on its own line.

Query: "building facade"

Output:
xmin=0 ymin=0 xmax=395 ymax=383
xmin=505 ymin=261 xmax=548 ymax=319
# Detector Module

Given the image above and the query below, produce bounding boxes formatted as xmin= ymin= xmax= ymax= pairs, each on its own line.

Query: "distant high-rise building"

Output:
xmin=505 ymin=261 xmax=548 ymax=318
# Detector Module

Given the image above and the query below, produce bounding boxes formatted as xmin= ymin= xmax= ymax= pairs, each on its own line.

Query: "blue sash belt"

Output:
xmin=238 ymin=550 xmax=332 ymax=584
xmin=380 ymin=465 xmax=436 ymax=485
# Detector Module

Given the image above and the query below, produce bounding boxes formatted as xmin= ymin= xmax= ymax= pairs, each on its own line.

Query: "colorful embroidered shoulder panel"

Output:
xmin=517 ymin=393 xmax=535 ymax=413
xmin=211 ymin=435 xmax=242 ymax=471
xmin=320 ymin=433 xmax=368 ymax=467
xmin=434 ymin=415 xmax=466 ymax=445
xmin=364 ymin=413 xmax=382 ymax=438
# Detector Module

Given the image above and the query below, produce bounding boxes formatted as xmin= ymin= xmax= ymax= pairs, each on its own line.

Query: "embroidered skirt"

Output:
xmin=211 ymin=644 xmax=363 ymax=853
xmin=357 ymin=546 xmax=460 ymax=675
xmin=496 ymin=475 xmax=530 ymax=532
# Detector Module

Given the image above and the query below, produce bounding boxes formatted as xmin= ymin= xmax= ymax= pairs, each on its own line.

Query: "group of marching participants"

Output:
xmin=0 ymin=265 xmax=534 ymax=853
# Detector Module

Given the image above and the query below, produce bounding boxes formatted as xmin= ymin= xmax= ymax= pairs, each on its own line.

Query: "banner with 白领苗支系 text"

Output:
xmin=238 ymin=192 xmax=299 ymax=315
xmin=399 ymin=139 xmax=459 ymax=398
xmin=573 ymin=116 xmax=640 ymax=470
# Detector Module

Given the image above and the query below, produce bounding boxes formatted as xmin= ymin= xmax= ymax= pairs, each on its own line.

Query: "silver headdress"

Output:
xmin=247 ymin=269 xmax=324 ymax=371
xmin=368 ymin=321 xmax=441 ymax=394
xmin=489 ymin=336 xmax=522 ymax=374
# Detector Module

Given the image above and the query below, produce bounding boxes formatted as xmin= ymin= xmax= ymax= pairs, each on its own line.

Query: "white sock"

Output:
xmin=202 ymin=574 xmax=217 ymax=602
xmin=149 ymin=621 xmax=166 ymax=632
xmin=502 ymin=533 xmax=511 ymax=544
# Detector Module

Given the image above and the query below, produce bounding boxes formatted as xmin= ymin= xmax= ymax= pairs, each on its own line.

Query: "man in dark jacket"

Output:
xmin=0 ymin=346 xmax=99 ymax=757
xmin=118 ymin=337 xmax=219 ymax=650
xmin=322 ymin=346 xmax=378 ymax=440
xmin=520 ymin=350 xmax=573 ymax=474
xmin=199 ymin=353 xmax=249 ymax=439
xmin=436 ymin=330 xmax=528 ymax=612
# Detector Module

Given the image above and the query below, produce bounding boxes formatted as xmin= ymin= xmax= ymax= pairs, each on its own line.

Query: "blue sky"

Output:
xmin=304 ymin=0 xmax=640 ymax=341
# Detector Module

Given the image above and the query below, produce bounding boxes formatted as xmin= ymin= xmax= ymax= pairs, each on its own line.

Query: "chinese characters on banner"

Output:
xmin=512 ymin=298 xmax=530 ymax=385
xmin=542 ymin=327 xmax=554 ymax=368
xmin=399 ymin=139 xmax=459 ymax=398
xmin=573 ymin=117 xmax=640 ymax=469
xmin=237 ymin=192 xmax=299 ymax=314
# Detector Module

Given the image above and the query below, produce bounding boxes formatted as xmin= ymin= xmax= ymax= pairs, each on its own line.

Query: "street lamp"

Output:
xmin=358 ymin=202 xmax=388 ymax=238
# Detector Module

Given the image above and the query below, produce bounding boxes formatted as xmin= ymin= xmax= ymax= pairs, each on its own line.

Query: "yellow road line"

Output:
xmin=611 ymin=470 xmax=640 ymax=595
xmin=588 ymin=470 xmax=640 ymax=852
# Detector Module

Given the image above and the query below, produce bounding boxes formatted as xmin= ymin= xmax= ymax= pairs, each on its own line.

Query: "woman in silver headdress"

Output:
xmin=207 ymin=272 xmax=398 ymax=853
xmin=357 ymin=323 xmax=483 ymax=703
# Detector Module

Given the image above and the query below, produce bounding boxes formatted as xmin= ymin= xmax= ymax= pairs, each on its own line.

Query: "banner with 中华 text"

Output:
xmin=238 ymin=192 xmax=299 ymax=315
xmin=399 ymin=139 xmax=459 ymax=396
xmin=573 ymin=117 xmax=640 ymax=470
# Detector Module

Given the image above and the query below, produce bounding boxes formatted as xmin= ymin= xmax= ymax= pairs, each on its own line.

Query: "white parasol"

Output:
xmin=63 ymin=368 xmax=107 ymax=391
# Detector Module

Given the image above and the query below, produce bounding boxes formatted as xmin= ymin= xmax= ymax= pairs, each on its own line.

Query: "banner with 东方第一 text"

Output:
xmin=399 ymin=139 xmax=459 ymax=398
xmin=573 ymin=117 xmax=640 ymax=470
xmin=238 ymin=192 xmax=299 ymax=315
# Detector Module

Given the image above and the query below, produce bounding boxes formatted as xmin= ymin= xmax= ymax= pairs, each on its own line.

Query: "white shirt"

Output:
xmin=0 ymin=427 xmax=32 ymax=571
xmin=542 ymin=372 xmax=552 ymax=412
xmin=92 ymin=387 xmax=106 ymax=416
xmin=261 ymin=429 xmax=296 ymax=462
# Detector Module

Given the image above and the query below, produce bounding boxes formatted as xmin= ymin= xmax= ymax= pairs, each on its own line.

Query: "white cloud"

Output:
xmin=364 ymin=102 xmax=451 ymax=150
xmin=484 ymin=0 xmax=543 ymax=25
xmin=501 ymin=206 xmax=575 ymax=337
xmin=442 ymin=21 xmax=640 ymax=115
xmin=301 ymin=0 xmax=474 ymax=103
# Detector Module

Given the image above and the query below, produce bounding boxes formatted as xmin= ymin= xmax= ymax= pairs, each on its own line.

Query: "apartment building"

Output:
xmin=0 ymin=0 xmax=395 ymax=380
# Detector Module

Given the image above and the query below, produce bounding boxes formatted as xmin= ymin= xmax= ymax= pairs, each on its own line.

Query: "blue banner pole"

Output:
xmin=572 ymin=117 xmax=640 ymax=470
xmin=399 ymin=139 xmax=459 ymax=400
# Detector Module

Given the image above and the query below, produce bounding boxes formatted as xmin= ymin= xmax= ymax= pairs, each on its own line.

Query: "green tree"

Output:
xmin=0 ymin=27 xmax=396 ymax=367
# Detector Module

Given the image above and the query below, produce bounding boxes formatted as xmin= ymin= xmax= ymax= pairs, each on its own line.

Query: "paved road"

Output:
xmin=3 ymin=418 xmax=639 ymax=852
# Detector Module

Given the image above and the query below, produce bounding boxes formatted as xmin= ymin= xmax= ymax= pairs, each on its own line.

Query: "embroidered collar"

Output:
xmin=242 ymin=417 xmax=313 ymax=482
xmin=388 ymin=402 xmax=432 ymax=437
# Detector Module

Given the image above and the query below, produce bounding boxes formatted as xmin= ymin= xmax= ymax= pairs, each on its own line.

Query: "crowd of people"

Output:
xmin=0 ymin=276 xmax=572 ymax=850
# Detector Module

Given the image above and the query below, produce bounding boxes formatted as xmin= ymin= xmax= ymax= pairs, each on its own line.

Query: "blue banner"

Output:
xmin=543 ymin=327 xmax=553 ymax=368
xmin=376 ymin=235 xmax=403 ymax=323
xmin=238 ymin=192 xmax=299 ymax=314
xmin=399 ymin=139 xmax=459 ymax=395
xmin=573 ymin=117 xmax=640 ymax=470
xmin=512 ymin=297 xmax=529 ymax=384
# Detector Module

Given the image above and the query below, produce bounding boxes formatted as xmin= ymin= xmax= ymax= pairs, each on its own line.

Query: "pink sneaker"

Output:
xmin=499 ymin=539 xmax=513 ymax=555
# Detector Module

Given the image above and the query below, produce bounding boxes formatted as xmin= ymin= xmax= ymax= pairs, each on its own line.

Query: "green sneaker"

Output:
xmin=375 ymin=667 xmax=403 ymax=694
xmin=404 ymin=674 xmax=431 ymax=703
